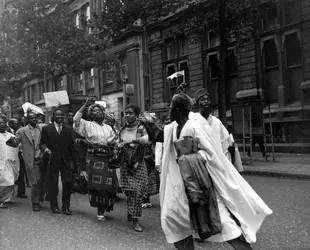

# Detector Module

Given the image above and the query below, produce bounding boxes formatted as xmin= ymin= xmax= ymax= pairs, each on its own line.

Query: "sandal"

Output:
xmin=97 ymin=215 xmax=106 ymax=221
xmin=0 ymin=203 xmax=7 ymax=209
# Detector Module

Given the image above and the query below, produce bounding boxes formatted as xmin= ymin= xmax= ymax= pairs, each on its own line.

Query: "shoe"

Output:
xmin=132 ymin=219 xmax=143 ymax=232
xmin=97 ymin=215 xmax=106 ymax=221
xmin=127 ymin=212 xmax=132 ymax=222
xmin=51 ymin=208 xmax=61 ymax=214
xmin=146 ymin=203 xmax=153 ymax=208
xmin=62 ymin=207 xmax=72 ymax=215
xmin=0 ymin=202 xmax=7 ymax=209
xmin=32 ymin=203 xmax=40 ymax=212
xmin=17 ymin=194 xmax=28 ymax=198
xmin=141 ymin=203 xmax=148 ymax=209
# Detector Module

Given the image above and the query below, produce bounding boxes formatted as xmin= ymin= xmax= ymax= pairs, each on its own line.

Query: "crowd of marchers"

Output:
xmin=0 ymin=88 xmax=273 ymax=250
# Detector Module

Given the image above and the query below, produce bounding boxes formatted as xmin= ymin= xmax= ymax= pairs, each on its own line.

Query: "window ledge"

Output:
xmin=287 ymin=64 xmax=302 ymax=69
xmin=265 ymin=65 xmax=279 ymax=71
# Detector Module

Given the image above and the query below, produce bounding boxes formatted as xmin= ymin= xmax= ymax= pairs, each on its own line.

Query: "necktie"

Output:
xmin=58 ymin=124 xmax=62 ymax=135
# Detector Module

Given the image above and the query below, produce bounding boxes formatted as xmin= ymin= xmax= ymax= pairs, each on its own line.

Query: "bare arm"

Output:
xmin=73 ymin=97 xmax=94 ymax=123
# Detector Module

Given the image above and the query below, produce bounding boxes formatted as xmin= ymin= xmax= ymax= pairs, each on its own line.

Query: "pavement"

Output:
xmin=1 ymin=175 xmax=310 ymax=250
xmin=241 ymin=151 xmax=310 ymax=179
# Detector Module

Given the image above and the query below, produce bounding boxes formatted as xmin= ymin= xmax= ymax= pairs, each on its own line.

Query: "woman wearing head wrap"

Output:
xmin=0 ymin=114 xmax=20 ymax=208
xmin=117 ymin=103 xmax=149 ymax=232
xmin=73 ymin=98 xmax=117 ymax=221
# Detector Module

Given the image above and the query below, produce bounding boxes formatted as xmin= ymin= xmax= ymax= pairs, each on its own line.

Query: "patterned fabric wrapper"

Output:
xmin=86 ymin=154 xmax=117 ymax=195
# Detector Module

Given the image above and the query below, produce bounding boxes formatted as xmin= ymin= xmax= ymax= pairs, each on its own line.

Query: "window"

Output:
xmin=119 ymin=56 xmax=128 ymax=80
xmin=285 ymin=33 xmax=302 ymax=67
xmin=32 ymin=85 xmax=37 ymax=102
xmin=262 ymin=3 xmax=278 ymax=31
xmin=166 ymin=40 xmax=178 ymax=60
xmin=86 ymin=5 xmax=90 ymax=22
xmin=164 ymin=39 xmax=189 ymax=101
xmin=209 ymin=32 xmax=220 ymax=48
xmin=86 ymin=68 xmax=94 ymax=88
xmin=75 ymin=12 xmax=80 ymax=28
xmin=60 ymin=78 xmax=64 ymax=89
xmin=106 ymin=59 xmax=117 ymax=84
xmin=178 ymin=60 xmax=189 ymax=84
xmin=166 ymin=63 xmax=177 ymax=99
xmin=179 ymin=39 xmax=188 ymax=56
xmin=209 ymin=54 xmax=221 ymax=79
xmin=283 ymin=1 xmax=300 ymax=26
xmin=78 ymin=73 xmax=83 ymax=90
xmin=263 ymin=39 xmax=278 ymax=68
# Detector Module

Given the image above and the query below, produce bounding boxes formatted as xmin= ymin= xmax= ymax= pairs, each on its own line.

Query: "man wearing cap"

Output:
xmin=160 ymin=93 xmax=272 ymax=249
xmin=189 ymin=88 xmax=236 ymax=164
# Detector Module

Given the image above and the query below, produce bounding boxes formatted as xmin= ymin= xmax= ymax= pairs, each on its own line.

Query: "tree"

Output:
xmin=91 ymin=0 xmax=177 ymax=40
xmin=0 ymin=0 xmax=102 ymax=92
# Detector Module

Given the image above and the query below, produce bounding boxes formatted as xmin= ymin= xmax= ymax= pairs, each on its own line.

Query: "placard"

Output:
xmin=43 ymin=90 xmax=70 ymax=108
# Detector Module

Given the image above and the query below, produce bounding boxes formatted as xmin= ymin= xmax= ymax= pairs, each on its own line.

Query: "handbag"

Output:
xmin=72 ymin=174 xmax=88 ymax=195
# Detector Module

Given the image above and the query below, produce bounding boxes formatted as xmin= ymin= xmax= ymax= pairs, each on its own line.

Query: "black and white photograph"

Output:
xmin=0 ymin=0 xmax=309 ymax=249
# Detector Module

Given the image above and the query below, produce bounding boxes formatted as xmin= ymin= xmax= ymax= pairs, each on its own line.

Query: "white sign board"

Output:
xmin=22 ymin=102 xmax=44 ymax=115
xmin=43 ymin=90 xmax=70 ymax=108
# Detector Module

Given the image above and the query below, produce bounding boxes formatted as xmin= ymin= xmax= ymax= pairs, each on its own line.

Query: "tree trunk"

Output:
xmin=218 ymin=0 xmax=228 ymax=126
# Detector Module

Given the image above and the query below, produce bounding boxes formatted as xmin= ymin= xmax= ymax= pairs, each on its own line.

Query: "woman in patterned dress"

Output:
xmin=73 ymin=98 xmax=117 ymax=221
xmin=118 ymin=103 xmax=149 ymax=232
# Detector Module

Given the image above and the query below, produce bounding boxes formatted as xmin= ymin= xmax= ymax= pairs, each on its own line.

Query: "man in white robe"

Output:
xmin=160 ymin=93 xmax=272 ymax=249
xmin=189 ymin=88 xmax=243 ymax=172
xmin=0 ymin=114 xmax=20 ymax=208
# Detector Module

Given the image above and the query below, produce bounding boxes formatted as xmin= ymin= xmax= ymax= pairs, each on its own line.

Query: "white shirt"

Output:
xmin=54 ymin=122 xmax=62 ymax=134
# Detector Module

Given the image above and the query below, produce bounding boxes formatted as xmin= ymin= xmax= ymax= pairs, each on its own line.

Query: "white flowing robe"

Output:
xmin=0 ymin=132 xmax=20 ymax=187
xmin=160 ymin=120 xmax=272 ymax=244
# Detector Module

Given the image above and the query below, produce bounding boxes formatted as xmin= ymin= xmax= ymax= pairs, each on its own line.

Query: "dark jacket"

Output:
xmin=177 ymin=153 xmax=222 ymax=240
xmin=40 ymin=123 xmax=77 ymax=169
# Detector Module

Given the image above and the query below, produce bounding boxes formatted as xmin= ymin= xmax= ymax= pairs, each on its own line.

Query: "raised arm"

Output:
xmin=73 ymin=97 xmax=94 ymax=123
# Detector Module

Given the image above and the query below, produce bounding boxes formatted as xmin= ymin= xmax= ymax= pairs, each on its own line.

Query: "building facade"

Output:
xmin=147 ymin=0 xmax=310 ymax=153
xmin=19 ymin=0 xmax=147 ymax=127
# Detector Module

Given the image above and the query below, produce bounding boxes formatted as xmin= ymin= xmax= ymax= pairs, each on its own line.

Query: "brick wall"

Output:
xmin=237 ymin=42 xmax=257 ymax=90
xmin=150 ymin=45 xmax=164 ymax=107
xmin=188 ymin=40 xmax=204 ymax=95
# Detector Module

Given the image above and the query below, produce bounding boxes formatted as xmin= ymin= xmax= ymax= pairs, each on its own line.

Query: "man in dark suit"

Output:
xmin=40 ymin=108 xmax=77 ymax=215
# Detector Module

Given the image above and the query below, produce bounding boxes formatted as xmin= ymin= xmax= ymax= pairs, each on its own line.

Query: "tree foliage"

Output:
xmin=0 ymin=0 xmax=101 ymax=93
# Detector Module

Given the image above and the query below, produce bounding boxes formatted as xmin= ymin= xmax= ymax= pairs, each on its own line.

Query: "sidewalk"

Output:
xmin=241 ymin=152 xmax=310 ymax=179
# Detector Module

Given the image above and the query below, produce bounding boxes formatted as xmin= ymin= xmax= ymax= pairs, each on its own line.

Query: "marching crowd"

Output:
xmin=0 ymin=88 xmax=273 ymax=250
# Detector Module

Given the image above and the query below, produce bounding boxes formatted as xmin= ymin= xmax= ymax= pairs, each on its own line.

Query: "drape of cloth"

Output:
xmin=0 ymin=132 xmax=20 ymax=187
xmin=0 ymin=186 xmax=14 ymax=203
xmin=189 ymin=112 xmax=244 ymax=172
xmin=189 ymin=113 xmax=230 ymax=157
xmin=86 ymin=153 xmax=117 ymax=211
xmin=161 ymin=121 xmax=272 ymax=244
xmin=177 ymin=153 xmax=222 ymax=240
xmin=125 ymin=191 xmax=143 ymax=218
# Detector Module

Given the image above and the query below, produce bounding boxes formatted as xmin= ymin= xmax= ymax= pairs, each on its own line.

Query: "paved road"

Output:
xmin=1 ymin=175 xmax=309 ymax=250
